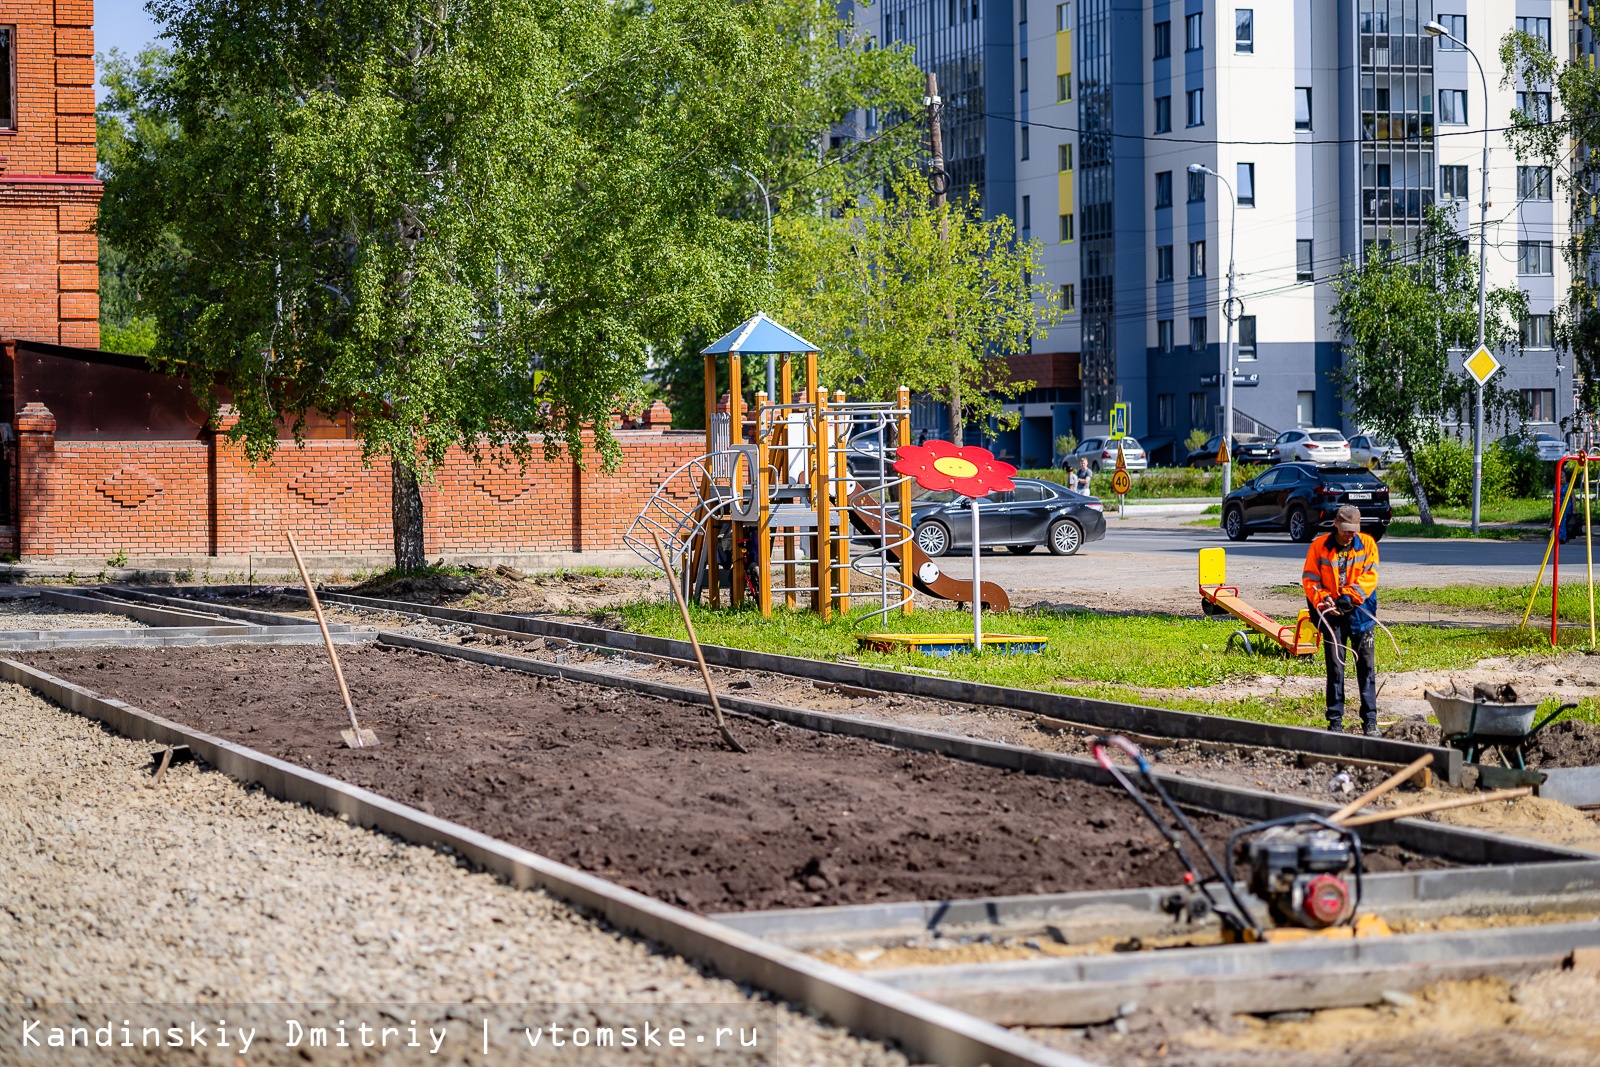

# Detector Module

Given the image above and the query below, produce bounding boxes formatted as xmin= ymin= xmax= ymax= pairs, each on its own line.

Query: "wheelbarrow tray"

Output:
xmin=1425 ymin=689 xmax=1538 ymax=739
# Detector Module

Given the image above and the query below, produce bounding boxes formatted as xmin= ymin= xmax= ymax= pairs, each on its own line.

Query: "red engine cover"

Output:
xmin=1302 ymin=873 xmax=1353 ymax=927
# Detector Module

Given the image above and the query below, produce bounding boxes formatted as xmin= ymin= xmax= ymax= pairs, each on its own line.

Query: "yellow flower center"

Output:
xmin=932 ymin=456 xmax=980 ymax=479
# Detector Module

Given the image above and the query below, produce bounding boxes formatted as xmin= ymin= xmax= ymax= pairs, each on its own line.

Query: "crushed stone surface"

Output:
xmin=0 ymin=596 xmax=149 ymax=632
xmin=0 ymin=681 xmax=915 ymax=1066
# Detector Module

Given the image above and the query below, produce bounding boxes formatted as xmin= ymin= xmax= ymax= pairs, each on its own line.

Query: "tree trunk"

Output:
xmin=1397 ymin=435 xmax=1433 ymax=527
xmin=391 ymin=460 xmax=426 ymax=571
xmin=949 ymin=380 xmax=964 ymax=446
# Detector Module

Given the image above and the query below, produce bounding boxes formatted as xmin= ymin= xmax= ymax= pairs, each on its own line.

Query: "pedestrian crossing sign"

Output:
xmin=1464 ymin=345 xmax=1500 ymax=386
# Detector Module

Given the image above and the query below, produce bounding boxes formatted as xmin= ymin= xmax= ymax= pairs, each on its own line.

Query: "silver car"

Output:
xmin=1272 ymin=428 xmax=1351 ymax=464
xmin=1067 ymin=436 xmax=1149 ymax=473
xmin=1348 ymin=434 xmax=1404 ymax=470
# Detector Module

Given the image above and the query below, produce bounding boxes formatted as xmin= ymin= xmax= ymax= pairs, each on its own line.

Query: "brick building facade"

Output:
xmin=0 ymin=0 xmax=101 ymax=348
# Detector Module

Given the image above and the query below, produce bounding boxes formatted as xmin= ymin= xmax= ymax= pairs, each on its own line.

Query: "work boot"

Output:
xmin=1325 ymin=717 xmax=1344 ymax=733
xmin=1362 ymin=716 xmax=1379 ymax=737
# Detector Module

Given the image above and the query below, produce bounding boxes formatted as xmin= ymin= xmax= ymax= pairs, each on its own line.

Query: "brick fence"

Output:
xmin=12 ymin=402 xmax=704 ymax=561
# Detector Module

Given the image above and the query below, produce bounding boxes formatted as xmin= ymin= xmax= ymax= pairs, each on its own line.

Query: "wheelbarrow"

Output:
xmin=1424 ymin=688 xmax=1578 ymax=776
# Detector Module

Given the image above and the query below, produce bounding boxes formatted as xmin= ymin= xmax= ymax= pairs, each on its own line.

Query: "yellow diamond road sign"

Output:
xmin=1464 ymin=345 xmax=1501 ymax=386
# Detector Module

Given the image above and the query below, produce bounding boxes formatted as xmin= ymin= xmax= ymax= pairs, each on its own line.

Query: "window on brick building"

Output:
xmin=0 ymin=26 xmax=16 ymax=131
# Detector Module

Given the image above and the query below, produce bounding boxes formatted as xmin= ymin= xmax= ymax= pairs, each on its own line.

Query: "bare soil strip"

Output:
xmin=19 ymin=645 xmax=1439 ymax=914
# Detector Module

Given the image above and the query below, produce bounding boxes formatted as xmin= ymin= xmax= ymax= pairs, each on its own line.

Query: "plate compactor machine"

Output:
xmin=1092 ymin=735 xmax=1385 ymax=942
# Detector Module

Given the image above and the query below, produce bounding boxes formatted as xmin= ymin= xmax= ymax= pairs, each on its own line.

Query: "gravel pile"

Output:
xmin=0 ymin=682 xmax=915 ymax=1066
xmin=0 ymin=596 xmax=148 ymax=631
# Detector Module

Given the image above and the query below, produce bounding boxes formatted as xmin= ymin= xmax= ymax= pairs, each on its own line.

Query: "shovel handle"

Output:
xmin=1330 ymin=754 xmax=1434 ymax=825
xmin=285 ymin=531 xmax=361 ymax=739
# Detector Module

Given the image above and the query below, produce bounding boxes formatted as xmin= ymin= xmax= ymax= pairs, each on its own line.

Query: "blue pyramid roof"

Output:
xmin=701 ymin=313 xmax=818 ymax=356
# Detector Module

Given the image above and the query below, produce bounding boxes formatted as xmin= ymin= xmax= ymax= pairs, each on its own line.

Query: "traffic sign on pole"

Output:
xmin=1110 ymin=403 xmax=1129 ymax=439
xmin=1464 ymin=345 xmax=1501 ymax=385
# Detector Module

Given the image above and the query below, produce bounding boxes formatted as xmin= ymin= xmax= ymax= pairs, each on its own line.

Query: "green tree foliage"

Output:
xmin=96 ymin=46 xmax=175 ymax=355
xmin=104 ymin=0 xmax=917 ymax=567
xmin=770 ymin=173 xmax=1062 ymax=437
xmin=1502 ymin=20 xmax=1600 ymax=414
xmin=1329 ymin=208 xmax=1527 ymax=525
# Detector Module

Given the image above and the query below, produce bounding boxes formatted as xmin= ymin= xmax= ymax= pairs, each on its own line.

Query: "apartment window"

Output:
xmin=1237 ymin=315 xmax=1257 ymax=361
xmin=1518 ymin=240 xmax=1554 ymax=275
xmin=1021 ymin=126 xmax=1030 ymax=160
xmin=1056 ymin=3 xmax=1070 ymax=32
xmin=1158 ymin=319 xmax=1175 ymax=353
xmin=1436 ymin=13 xmax=1466 ymax=49
xmin=1059 ymin=213 xmax=1075 ymax=241
xmin=1153 ymin=20 xmax=1171 ymax=60
xmin=1157 ymin=394 xmax=1176 ymax=428
xmin=1187 ymin=168 xmax=1206 ymax=202
xmin=1516 ymin=91 xmax=1552 ymax=123
xmin=1522 ymin=314 xmax=1552 ymax=348
xmin=1186 ymin=88 xmax=1205 ymax=127
xmin=1518 ymin=166 xmax=1553 ymax=202
xmin=0 ymin=26 xmax=14 ymax=131
xmin=1190 ymin=392 xmax=1210 ymax=428
xmin=1156 ymin=244 xmax=1174 ymax=282
xmin=1154 ymin=95 xmax=1172 ymax=133
xmin=1190 ymin=316 xmax=1208 ymax=352
xmin=1189 ymin=241 xmax=1206 ymax=277
xmin=1021 ymin=195 xmax=1031 ymax=233
xmin=1058 ymin=284 xmax=1076 ymax=313
xmin=1057 ymin=73 xmax=1072 ymax=102
xmin=1439 ymin=89 xmax=1467 ymax=125
xmin=1237 ymin=163 xmax=1255 ymax=206
xmin=1235 ymin=9 xmax=1253 ymax=53
xmin=1186 ymin=12 xmax=1203 ymax=51
xmin=1155 ymin=170 xmax=1172 ymax=208
xmin=1523 ymin=388 xmax=1557 ymax=421
xmin=1297 ymin=238 xmax=1314 ymax=282
xmin=1059 ymin=143 xmax=1073 ymax=171
xmin=1296 ymin=391 xmax=1315 ymax=427
xmin=1516 ymin=16 xmax=1552 ymax=50
xmin=1295 ymin=87 xmax=1312 ymax=131
xmin=1440 ymin=164 xmax=1469 ymax=200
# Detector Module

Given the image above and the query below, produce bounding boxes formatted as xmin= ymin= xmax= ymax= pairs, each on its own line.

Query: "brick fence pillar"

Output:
xmin=15 ymin=402 xmax=56 ymax=558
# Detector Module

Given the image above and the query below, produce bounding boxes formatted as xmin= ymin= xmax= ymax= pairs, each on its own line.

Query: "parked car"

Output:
xmin=1064 ymin=436 xmax=1149 ymax=473
xmin=1271 ymin=428 xmax=1352 ymax=465
xmin=1185 ymin=433 xmax=1274 ymax=468
xmin=911 ymin=478 xmax=1107 ymax=557
xmin=1221 ymin=463 xmax=1392 ymax=543
xmin=1348 ymin=434 xmax=1405 ymax=470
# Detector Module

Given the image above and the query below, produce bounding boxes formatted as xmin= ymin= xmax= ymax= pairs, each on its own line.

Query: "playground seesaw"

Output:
xmin=1198 ymin=546 xmax=1321 ymax=656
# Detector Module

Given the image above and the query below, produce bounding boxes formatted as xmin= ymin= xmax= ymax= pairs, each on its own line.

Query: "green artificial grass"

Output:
xmin=615 ymin=601 xmax=1559 ymax=726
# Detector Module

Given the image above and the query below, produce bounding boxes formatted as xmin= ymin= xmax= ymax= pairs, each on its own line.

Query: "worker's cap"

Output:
xmin=1333 ymin=505 xmax=1363 ymax=532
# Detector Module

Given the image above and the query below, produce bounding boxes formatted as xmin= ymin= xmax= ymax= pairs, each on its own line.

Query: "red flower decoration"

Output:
xmin=894 ymin=440 xmax=1017 ymax=498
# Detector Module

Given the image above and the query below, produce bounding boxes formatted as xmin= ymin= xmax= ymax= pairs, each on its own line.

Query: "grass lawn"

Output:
xmin=1385 ymin=582 xmax=1600 ymax=629
xmin=615 ymin=601 xmax=1578 ymax=726
xmin=1384 ymin=521 xmax=1532 ymax=541
xmin=1391 ymin=498 xmax=1551 ymax=525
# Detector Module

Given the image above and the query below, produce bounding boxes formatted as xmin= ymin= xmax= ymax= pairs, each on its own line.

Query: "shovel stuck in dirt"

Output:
xmin=285 ymin=531 xmax=378 ymax=749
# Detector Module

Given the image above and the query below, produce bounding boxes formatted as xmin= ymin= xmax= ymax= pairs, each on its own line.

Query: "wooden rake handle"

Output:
xmin=651 ymin=531 xmax=747 ymax=754
xmin=1330 ymin=754 xmax=1433 ymax=825
xmin=285 ymin=531 xmax=363 ymax=741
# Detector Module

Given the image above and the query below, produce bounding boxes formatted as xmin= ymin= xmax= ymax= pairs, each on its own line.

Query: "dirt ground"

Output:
xmin=1044 ymin=968 xmax=1600 ymax=1067
xmin=350 ymin=567 xmax=666 ymax=615
xmin=17 ymin=645 xmax=1451 ymax=915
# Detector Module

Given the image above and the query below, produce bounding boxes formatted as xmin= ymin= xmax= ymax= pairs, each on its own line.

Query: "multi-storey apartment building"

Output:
xmin=852 ymin=1 xmax=1573 ymax=464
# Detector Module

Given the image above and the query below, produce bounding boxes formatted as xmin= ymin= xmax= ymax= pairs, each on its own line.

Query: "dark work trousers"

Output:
xmin=1317 ymin=611 xmax=1378 ymax=726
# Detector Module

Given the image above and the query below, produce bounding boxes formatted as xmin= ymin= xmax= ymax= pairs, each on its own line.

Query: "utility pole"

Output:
xmin=927 ymin=72 xmax=963 ymax=446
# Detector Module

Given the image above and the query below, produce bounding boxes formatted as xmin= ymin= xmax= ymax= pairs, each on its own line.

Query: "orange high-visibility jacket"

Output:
xmin=1301 ymin=531 xmax=1379 ymax=609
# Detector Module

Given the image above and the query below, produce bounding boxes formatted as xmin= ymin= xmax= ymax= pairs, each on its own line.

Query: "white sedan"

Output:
xmin=1272 ymin=428 xmax=1351 ymax=464
xmin=1349 ymin=434 xmax=1404 ymax=470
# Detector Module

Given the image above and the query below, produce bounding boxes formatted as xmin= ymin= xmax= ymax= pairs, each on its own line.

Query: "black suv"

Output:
xmin=1221 ymin=463 xmax=1392 ymax=542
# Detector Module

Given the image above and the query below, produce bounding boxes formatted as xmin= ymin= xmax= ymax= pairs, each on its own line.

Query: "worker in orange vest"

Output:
xmin=1301 ymin=505 xmax=1381 ymax=735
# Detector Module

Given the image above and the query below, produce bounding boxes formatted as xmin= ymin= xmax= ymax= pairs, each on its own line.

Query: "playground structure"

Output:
xmin=1522 ymin=442 xmax=1600 ymax=647
xmin=624 ymin=315 xmax=1009 ymax=622
xmin=1198 ymin=547 xmax=1321 ymax=656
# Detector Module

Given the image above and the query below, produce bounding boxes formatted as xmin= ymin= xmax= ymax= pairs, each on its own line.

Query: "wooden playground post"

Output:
xmin=729 ymin=353 xmax=745 ymax=608
xmin=781 ymin=355 xmax=796 ymax=610
xmin=755 ymin=391 xmax=773 ymax=618
xmin=833 ymin=389 xmax=850 ymax=613
xmin=814 ymin=385 xmax=833 ymax=620
xmin=897 ymin=385 xmax=914 ymax=616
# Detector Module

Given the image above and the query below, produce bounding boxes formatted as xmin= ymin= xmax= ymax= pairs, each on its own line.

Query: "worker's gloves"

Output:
xmin=1335 ymin=594 xmax=1355 ymax=616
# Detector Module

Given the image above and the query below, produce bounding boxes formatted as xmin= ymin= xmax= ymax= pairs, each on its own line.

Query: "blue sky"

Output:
xmin=96 ymin=1 xmax=162 ymax=101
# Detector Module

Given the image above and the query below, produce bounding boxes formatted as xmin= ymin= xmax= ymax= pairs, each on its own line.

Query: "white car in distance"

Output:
xmin=1273 ymin=428 xmax=1351 ymax=464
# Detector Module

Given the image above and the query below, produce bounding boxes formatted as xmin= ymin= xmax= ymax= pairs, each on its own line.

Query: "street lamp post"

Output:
xmin=732 ymin=165 xmax=777 ymax=396
xmin=1189 ymin=163 xmax=1240 ymax=497
xmin=1425 ymin=20 xmax=1491 ymax=534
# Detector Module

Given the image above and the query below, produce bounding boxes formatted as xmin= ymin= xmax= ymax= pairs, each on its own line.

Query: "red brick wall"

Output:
xmin=15 ymin=402 xmax=706 ymax=559
xmin=0 ymin=1 xmax=101 ymax=347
